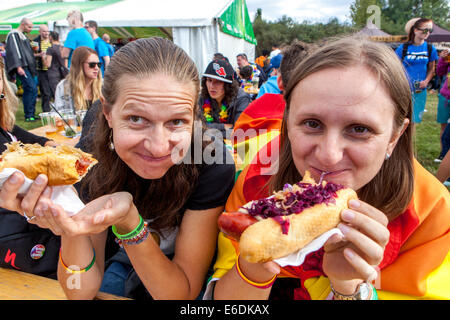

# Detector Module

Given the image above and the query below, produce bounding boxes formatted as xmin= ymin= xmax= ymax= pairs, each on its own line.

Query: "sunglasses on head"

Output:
xmin=417 ymin=27 xmax=433 ymax=34
xmin=86 ymin=62 xmax=102 ymax=68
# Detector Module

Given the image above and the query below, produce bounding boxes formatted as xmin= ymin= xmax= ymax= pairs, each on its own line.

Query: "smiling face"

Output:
xmin=103 ymin=73 xmax=196 ymax=179
xmin=287 ymin=65 xmax=408 ymax=191
xmin=83 ymin=53 xmax=100 ymax=80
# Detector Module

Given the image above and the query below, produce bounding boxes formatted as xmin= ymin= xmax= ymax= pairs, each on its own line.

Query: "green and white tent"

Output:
xmin=0 ymin=0 xmax=257 ymax=74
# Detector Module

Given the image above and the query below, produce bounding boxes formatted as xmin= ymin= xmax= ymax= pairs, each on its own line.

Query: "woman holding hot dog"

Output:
xmin=0 ymin=38 xmax=235 ymax=299
xmin=209 ymin=37 xmax=450 ymax=300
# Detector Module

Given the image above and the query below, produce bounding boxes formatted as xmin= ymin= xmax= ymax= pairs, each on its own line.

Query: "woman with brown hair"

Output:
xmin=0 ymin=38 xmax=235 ymax=299
xmin=208 ymin=37 xmax=449 ymax=300
xmin=199 ymin=59 xmax=251 ymax=138
xmin=395 ymin=18 xmax=439 ymax=123
xmin=54 ymin=46 xmax=102 ymax=112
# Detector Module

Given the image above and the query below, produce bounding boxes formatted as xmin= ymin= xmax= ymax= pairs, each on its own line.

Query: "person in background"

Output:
xmin=0 ymin=56 xmax=59 ymax=278
xmin=102 ymin=33 xmax=115 ymax=58
xmin=84 ymin=20 xmax=110 ymax=77
xmin=395 ymin=18 xmax=438 ymax=123
xmin=62 ymin=10 xmax=95 ymax=68
xmin=44 ymin=31 xmax=67 ymax=99
xmin=0 ymin=37 xmax=235 ymax=300
xmin=199 ymin=59 xmax=251 ymax=138
xmin=5 ymin=18 xmax=38 ymax=122
xmin=209 ymin=37 xmax=450 ymax=300
xmin=269 ymin=44 xmax=281 ymax=60
xmin=435 ymin=49 xmax=449 ymax=163
xmin=231 ymin=41 xmax=312 ymax=177
xmin=255 ymin=49 xmax=269 ymax=69
xmin=256 ymin=54 xmax=283 ymax=99
xmin=236 ymin=53 xmax=266 ymax=88
xmin=54 ymin=46 xmax=102 ymax=113
xmin=237 ymin=65 xmax=253 ymax=86
xmin=34 ymin=24 xmax=52 ymax=112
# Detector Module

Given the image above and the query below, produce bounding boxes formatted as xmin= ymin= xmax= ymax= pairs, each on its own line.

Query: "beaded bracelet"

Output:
xmin=112 ymin=215 xmax=144 ymax=240
xmin=59 ymin=248 xmax=96 ymax=274
xmin=235 ymin=253 xmax=277 ymax=289
xmin=115 ymin=221 xmax=150 ymax=248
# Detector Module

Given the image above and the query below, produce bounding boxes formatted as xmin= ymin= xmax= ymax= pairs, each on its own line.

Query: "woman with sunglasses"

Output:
xmin=54 ymin=46 xmax=102 ymax=113
xmin=395 ymin=18 xmax=439 ymax=123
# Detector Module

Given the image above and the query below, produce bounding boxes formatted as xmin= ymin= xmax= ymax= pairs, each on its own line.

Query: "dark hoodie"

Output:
xmin=5 ymin=30 xmax=37 ymax=78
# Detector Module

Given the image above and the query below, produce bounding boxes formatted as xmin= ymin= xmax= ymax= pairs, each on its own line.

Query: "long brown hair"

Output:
xmin=65 ymin=46 xmax=102 ymax=111
xmin=269 ymin=37 xmax=414 ymax=220
xmin=81 ymin=37 xmax=203 ymax=233
xmin=0 ymin=57 xmax=18 ymax=131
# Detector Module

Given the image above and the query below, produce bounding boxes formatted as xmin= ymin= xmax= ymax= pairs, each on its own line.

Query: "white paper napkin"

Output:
xmin=0 ymin=168 xmax=84 ymax=216
xmin=274 ymin=228 xmax=343 ymax=267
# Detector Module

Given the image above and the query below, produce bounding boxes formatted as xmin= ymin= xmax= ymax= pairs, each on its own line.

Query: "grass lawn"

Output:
xmin=15 ymin=94 xmax=449 ymax=189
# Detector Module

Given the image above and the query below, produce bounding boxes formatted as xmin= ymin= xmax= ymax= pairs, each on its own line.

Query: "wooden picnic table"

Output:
xmin=0 ymin=267 xmax=130 ymax=300
xmin=29 ymin=125 xmax=81 ymax=147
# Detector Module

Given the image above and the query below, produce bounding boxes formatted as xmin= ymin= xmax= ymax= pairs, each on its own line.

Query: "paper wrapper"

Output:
xmin=274 ymin=228 xmax=343 ymax=267
xmin=0 ymin=168 xmax=84 ymax=216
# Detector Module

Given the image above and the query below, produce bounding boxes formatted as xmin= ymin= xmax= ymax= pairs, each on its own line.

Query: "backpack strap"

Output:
xmin=402 ymin=42 xmax=410 ymax=61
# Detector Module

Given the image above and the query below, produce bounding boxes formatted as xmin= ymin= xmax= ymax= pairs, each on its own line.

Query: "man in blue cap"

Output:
xmin=256 ymin=53 xmax=283 ymax=99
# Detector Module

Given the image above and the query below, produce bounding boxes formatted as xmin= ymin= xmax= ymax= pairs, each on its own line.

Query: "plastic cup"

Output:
xmin=76 ymin=110 xmax=87 ymax=127
xmin=39 ymin=112 xmax=58 ymax=136
xmin=62 ymin=114 xmax=77 ymax=137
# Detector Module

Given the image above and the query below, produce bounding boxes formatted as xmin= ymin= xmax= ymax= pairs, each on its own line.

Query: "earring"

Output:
xmin=385 ymin=153 xmax=391 ymax=160
xmin=108 ymin=130 xmax=115 ymax=151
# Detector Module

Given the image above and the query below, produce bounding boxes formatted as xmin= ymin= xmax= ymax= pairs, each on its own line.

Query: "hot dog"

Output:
xmin=0 ymin=142 xmax=97 ymax=185
xmin=218 ymin=171 xmax=358 ymax=263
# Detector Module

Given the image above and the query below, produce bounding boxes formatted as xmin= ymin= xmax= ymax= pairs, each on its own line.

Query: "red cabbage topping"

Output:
xmin=243 ymin=181 xmax=344 ymax=234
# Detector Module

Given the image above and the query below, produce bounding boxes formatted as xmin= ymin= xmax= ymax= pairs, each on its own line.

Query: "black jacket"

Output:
xmin=198 ymin=88 xmax=251 ymax=139
xmin=5 ymin=30 xmax=37 ymax=77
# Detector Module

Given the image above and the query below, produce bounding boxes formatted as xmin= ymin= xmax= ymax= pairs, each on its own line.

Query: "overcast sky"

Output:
xmin=246 ymin=0 xmax=355 ymax=23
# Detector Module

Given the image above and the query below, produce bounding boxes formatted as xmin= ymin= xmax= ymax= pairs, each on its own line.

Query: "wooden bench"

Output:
xmin=0 ymin=267 xmax=130 ymax=300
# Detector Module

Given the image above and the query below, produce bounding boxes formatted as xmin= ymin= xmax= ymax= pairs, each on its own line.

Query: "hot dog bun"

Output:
xmin=240 ymin=188 xmax=357 ymax=263
xmin=0 ymin=142 xmax=97 ymax=186
xmin=219 ymin=171 xmax=358 ymax=263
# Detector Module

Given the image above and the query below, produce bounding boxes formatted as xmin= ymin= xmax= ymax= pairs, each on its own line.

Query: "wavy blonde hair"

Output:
xmin=64 ymin=46 xmax=102 ymax=111
xmin=0 ymin=57 xmax=18 ymax=131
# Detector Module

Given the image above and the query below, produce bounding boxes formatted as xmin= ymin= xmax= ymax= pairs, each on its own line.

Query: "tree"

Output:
xmin=350 ymin=0 xmax=385 ymax=29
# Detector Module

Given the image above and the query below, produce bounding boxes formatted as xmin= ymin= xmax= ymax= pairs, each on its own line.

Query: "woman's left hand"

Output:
xmin=34 ymin=192 xmax=135 ymax=236
xmin=322 ymin=199 xmax=390 ymax=292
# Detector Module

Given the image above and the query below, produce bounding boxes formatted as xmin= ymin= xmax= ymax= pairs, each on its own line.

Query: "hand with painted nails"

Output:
xmin=322 ymin=199 xmax=390 ymax=295
xmin=33 ymin=192 xmax=136 ymax=237
xmin=0 ymin=171 xmax=51 ymax=223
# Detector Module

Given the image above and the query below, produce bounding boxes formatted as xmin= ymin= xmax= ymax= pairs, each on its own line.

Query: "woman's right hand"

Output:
xmin=439 ymin=49 xmax=449 ymax=58
xmin=0 ymin=172 xmax=50 ymax=221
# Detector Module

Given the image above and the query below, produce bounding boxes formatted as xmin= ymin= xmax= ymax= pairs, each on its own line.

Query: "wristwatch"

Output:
xmin=330 ymin=281 xmax=372 ymax=300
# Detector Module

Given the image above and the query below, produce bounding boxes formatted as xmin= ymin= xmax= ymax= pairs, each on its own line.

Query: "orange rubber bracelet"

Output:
xmin=235 ymin=253 xmax=277 ymax=289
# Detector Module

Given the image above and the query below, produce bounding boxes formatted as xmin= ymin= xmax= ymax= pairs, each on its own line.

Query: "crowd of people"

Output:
xmin=0 ymin=11 xmax=448 ymax=302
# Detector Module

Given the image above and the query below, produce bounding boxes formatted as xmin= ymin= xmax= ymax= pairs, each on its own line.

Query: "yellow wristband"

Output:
xmin=235 ymin=253 xmax=277 ymax=289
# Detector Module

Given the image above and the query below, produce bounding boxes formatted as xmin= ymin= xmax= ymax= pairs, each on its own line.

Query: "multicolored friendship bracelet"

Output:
xmin=59 ymin=248 xmax=96 ymax=274
xmin=112 ymin=215 xmax=144 ymax=240
xmin=112 ymin=215 xmax=150 ymax=248
xmin=235 ymin=253 xmax=277 ymax=289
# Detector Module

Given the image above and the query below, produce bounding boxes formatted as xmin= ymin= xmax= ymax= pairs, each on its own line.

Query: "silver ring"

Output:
xmin=23 ymin=212 xmax=36 ymax=222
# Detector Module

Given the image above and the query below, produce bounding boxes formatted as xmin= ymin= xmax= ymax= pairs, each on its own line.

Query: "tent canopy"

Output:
xmin=0 ymin=0 xmax=256 ymax=44
xmin=355 ymin=21 xmax=391 ymax=37
xmin=0 ymin=0 xmax=257 ymax=78
xmin=428 ymin=24 xmax=450 ymax=43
